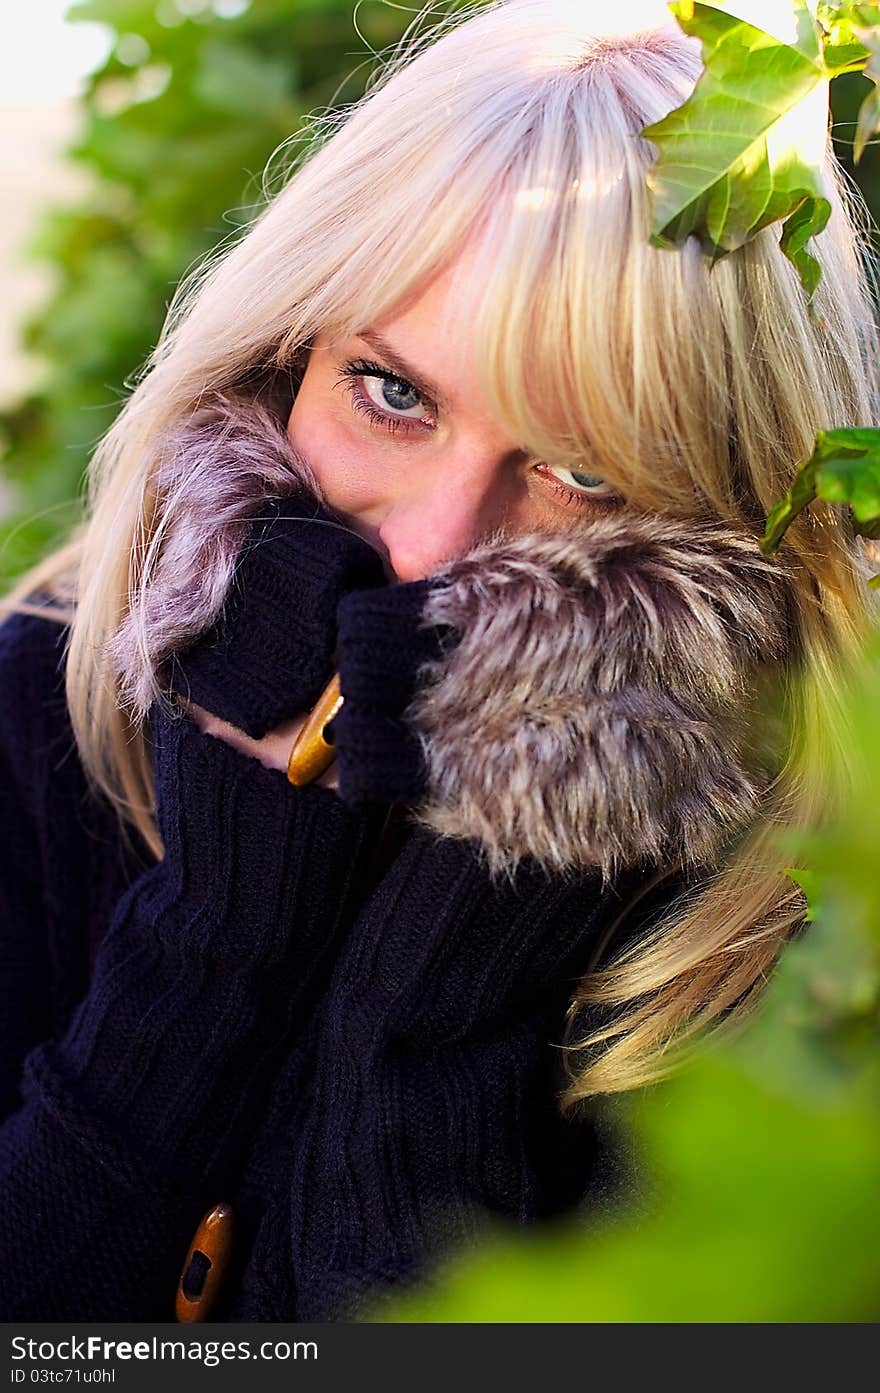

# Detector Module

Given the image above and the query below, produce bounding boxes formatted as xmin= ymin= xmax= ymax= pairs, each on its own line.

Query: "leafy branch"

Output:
xmin=644 ymin=3 xmax=880 ymax=565
xmin=644 ymin=1 xmax=879 ymax=301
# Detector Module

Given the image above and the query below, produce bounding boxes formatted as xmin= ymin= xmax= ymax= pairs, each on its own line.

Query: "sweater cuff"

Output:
xmin=168 ymin=495 xmax=388 ymax=739
xmin=332 ymin=579 xmax=458 ymax=808
xmin=149 ymin=705 xmax=380 ymax=970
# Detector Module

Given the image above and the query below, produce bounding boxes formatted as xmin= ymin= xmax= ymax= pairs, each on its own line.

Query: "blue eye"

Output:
xmin=361 ymin=373 xmax=424 ymax=417
xmin=546 ymin=464 xmax=618 ymax=496
xmin=339 ymin=358 xmax=432 ymax=431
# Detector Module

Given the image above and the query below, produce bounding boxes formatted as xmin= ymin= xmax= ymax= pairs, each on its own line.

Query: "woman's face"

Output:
xmin=286 ymin=254 xmax=622 ymax=582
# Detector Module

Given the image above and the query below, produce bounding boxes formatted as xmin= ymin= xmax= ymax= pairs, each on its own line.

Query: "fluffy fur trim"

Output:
xmin=109 ymin=395 xmax=319 ymax=719
xmin=406 ymin=515 xmax=792 ymax=882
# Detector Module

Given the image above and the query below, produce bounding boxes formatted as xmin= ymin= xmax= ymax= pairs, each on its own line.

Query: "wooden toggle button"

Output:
xmin=287 ymin=671 xmax=343 ymax=786
xmin=175 ymin=1202 xmax=235 ymax=1323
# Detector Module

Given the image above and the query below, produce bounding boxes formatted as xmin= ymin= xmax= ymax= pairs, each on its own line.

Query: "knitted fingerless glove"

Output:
xmin=165 ymin=494 xmax=389 ymax=738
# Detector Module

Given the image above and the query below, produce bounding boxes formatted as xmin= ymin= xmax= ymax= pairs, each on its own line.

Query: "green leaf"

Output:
xmin=817 ymin=9 xmax=873 ymax=75
xmin=819 ymin=3 xmax=880 ymax=30
xmin=761 ymin=427 xmax=880 ymax=552
xmin=760 ymin=456 xmax=818 ymax=552
xmin=786 ymin=866 xmax=820 ymax=921
xmin=854 ymin=78 xmax=880 ymax=158
xmin=813 ymin=427 xmax=880 ymax=519
xmin=645 ymin=2 xmax=833 ymax=299
xmin=779 ymin=192 xmax=832 ymax=297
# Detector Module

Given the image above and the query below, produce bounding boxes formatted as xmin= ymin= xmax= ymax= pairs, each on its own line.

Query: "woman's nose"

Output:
xmin=378 ymin=452 xmax=518 ymax=582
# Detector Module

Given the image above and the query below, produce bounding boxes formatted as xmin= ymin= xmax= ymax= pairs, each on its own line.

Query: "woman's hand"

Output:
xmin=176 ymin=696 xmax=340 ymax=790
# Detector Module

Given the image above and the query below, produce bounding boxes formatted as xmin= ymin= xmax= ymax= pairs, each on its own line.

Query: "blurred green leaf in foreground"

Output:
xmin=365 ymin=641 xmax=880 ymax=1322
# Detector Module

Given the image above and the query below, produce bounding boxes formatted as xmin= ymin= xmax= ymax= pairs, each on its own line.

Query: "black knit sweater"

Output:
xmin=0 ymin=497 xmax=666 ymax=1322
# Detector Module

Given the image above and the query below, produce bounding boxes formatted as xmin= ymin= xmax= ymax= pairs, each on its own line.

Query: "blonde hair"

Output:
xmin=3 ymin=0 xmax=878 ymax=1100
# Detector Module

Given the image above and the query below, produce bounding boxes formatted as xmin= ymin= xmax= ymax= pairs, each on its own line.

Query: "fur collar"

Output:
xmin=113 ymin=397 xmax=792 ymax=881
xmin=408 ymin=514 xmax=790 ymax=881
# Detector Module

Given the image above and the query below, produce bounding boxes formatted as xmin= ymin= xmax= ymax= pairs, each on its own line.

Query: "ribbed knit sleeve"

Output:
xmin=58 ymin=710 xmax=383 ymax=1166
xmin=333 ymin=579 xmax=456 ymax=807
xmin=0 ymin=699 xmax=385 ymax=1321
xmin=255 ymin=831 xmax=647 ymax=1322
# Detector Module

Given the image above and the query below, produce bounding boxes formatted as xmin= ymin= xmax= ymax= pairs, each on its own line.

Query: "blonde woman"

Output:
xmin=0 ymin=0 xmax=876 ymax=1322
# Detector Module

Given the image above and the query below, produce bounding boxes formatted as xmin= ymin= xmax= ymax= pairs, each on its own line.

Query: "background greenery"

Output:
xmin=1 ymin=0 xmax=878 ymax=1322
xmin=0 ymin=0 xmax=447 ymax=579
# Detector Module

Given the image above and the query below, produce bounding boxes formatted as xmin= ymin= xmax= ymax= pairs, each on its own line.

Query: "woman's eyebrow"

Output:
xmin=355 ymin=330 xmax=451 ymax=412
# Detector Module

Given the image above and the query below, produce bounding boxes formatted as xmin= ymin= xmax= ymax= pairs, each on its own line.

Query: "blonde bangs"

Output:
xmin=450 ymin=32 xmax=878 ymax=532
xmin=448 ymin=43 xmax=723 ymax=516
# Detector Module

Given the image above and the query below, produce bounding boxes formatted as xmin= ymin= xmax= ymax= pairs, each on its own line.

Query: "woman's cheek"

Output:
xmin=296 ymin=417 xmax=396 ymax=519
